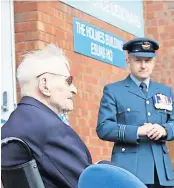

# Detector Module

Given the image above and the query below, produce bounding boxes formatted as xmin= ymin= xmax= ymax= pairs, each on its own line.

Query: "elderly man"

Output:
xmin=1 ymin=44 xmax=92 ymax=188
xmin=97 ymin=37 xmax=174 ymax=188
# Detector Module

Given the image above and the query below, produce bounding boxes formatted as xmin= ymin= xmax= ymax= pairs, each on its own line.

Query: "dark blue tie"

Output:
xmin=140 ymin=82 xmax=147 ymax=97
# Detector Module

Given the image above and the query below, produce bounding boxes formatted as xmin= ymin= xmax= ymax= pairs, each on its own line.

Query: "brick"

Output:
xmin=15 ymin=13 xmax=25 ymax=23
xmin=16 ymin=41 xmax=46 ymax=53
xmin=158 ymin=18 xmax=167 ymax=25
xmin=171 ymin=10 xmax=174 ymax=16
xmin=25 ymin=31 xmax=39 ymax=41
xmin=15 ymin=42 xmax=36 ymax=52
xmin=44 ymin=24 xmax=56 ymax=35
xmin=69 ymin=116 xmax=77 ymax=126
xmin=90 ymin=128 xmax=98 ymax=137
xmin=71 ymin=9 xmax=82 ymax=18
xmin=88 ymin=103 xmax=99 ymax=110
xmin=146 ymin=3 xmax=164 ymax=12
xmin=102 ymin=147 xmax=112 ymax=155
xmin=151 ymin=19 xmax=158 ymax=27
xmin=25 ymin=11 xmax=38 ymax=21
xmin=62 ymin=22 xmax=72 ymax=32
xmin=78 ymin=118 xmax=88 ymax=126
xmin=169 ymin=40 xmax=174 ymax=46
xmin=49 ymin=35 xmax=56 ymax=44
xmin=146 ymin=12 xmax=155 ymax=19
xmin=82 ymin=74 xmax=98 ymax=84
xmin=65 ymin=32 xmax=73 ymax=41
xmin=55 ymin=9 xmax=66 ymax=21
xmin=15 ymin=22 xmax=37 ymax=32
xmin=48 ymin=1 xmax=62 ymax=10
xmin=37 ymin=21 xmax=45 ymax=32
xmin=84 ymin=67 xmax=93 ymax=74
xmin=88 ymin=137 xmax=100 ymax=146
xmin=55 ymin=28 xmax=66 ymax=39
xmin=15 ymin=33 xmax=25 ymax=42
xmin=37 ymin=31 xmax=50 ymax=43
xmin=88 ymin=119 xmax=97 ymax=128
xmin=88 ymin=146 xmax=101 ymax=155
xmin=75 ymin=99 xmax=88 ymax=109
xmin=37 ymin=2 xmax=55 ymax=17
xmin=79 ymin=126 xmax=90 ymax=136
xmin=50 ymin=17 xmax=64 ymax=28
xmin=58 ymin=3 xmax=70 ymax=13
xmin=38 ymin=12 xmax=50 ymax=24
xmin=160 ymin=33 xmax=170 ymax=40
xmin=35 ymin=41 xmax=47 ymax=49
xmin=66 ymin=14 xmax=72 ymax=24
xmin=14 ymin=2 xmax=37 ymax=13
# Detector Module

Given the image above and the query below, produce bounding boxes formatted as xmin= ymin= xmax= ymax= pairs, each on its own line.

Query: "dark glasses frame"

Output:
xmin=37 ymin=72 xmax=73 ymax=86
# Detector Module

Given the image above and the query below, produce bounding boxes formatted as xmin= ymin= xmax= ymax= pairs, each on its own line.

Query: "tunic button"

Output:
xmin=147 ymin=112 xmax=151 ymax=116
xmin=146 ymin=100 xmax=150 ymax=104
xmin=127 ymin=108 xmax=131 ymax=112
xmin=122 ymin=148 xmax=126 ymax=152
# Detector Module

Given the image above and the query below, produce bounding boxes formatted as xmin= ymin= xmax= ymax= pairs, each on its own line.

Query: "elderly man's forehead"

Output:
xmin=33 ymin=56 xmax=71 ymax=77
xmin=48 ymin=56 xmax=69 ymax=70
xmin=50 ymin=56 xmax=69 ymax=66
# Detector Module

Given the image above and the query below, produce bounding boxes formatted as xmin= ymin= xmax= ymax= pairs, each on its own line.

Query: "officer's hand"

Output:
xmin=147 ymin=124 xmax=167 ymax=140
xmin=137 ymin=123 xmax=154 ymax=136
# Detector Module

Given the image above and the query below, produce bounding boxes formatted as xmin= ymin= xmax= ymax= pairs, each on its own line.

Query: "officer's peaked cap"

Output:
xmin=123 ymin=37 xmax=159 ymax=57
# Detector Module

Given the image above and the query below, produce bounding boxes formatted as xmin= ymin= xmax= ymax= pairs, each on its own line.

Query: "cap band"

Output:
xmin=128 ymin=42 xmax=155 ymax=53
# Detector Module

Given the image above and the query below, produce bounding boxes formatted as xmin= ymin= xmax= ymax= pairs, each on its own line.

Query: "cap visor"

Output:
xmin=129 ymin=52 xmax=156 ymax=57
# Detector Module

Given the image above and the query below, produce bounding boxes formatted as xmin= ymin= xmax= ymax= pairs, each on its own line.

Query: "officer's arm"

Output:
xmin=97 ymin=85 xmax=139 ymax=144
xmin=161 ymin=89 xmax=174 ymax=141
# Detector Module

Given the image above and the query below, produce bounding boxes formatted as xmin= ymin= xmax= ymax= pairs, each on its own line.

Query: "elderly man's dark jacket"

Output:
xmin=2 ymin=96 xmax=92 ymax=188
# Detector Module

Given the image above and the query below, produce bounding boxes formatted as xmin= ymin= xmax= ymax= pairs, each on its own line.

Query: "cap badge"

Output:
xmin=142 ymin=41 xmax=151 ymax=50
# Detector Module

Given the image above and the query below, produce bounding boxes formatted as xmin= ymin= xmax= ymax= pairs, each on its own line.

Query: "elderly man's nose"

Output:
xmin=71 ymin=84 xmax=77 ymax=95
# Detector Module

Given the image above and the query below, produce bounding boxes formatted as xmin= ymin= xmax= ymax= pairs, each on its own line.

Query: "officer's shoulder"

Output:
xmin=104 ymin=79 xmax=125 ymax=90
xmin=153 ymin=81 xmax=171 ymax=90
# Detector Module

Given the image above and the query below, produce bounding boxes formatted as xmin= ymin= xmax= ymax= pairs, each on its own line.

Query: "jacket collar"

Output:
xmin=18 ymin=96 xmax=58 ymax=118
xmin=124 ymin=75 xmax=160 ymax=99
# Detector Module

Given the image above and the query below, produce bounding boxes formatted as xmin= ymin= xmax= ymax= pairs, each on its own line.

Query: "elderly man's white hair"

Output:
xmin=17 ymin=44 xmax=70 ymax=96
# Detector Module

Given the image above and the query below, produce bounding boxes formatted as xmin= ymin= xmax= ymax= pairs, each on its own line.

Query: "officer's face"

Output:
xmin=127 ymin=55 xmax=155 ymax=81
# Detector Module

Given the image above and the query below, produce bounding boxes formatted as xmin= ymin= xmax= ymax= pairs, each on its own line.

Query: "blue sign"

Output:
xmin=73 ymin=18 xmax=126 ymax=68
xmin=61 ymin=0 xmax=144 ymax=37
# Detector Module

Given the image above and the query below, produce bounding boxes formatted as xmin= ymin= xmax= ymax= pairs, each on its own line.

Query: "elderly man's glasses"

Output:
xmin=37 ymin=72 xmax=73 ymax=86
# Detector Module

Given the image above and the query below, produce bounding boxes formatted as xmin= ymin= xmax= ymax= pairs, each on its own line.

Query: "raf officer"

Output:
xmin=97 ymin=37 xmax=174 ymax=188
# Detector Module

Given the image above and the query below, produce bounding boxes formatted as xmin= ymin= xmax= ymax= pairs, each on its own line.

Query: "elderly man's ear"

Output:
xmin=38 ymin=77 xmax=51 ymax=96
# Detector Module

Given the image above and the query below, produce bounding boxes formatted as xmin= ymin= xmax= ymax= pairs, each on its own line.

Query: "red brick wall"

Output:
xmin=144 ymin=1 xmax=174 ymax=89
xmin=14 ymin=1 xmax=174 ymax=164
xmin=144 ymin=0 xmax=174 ymax=165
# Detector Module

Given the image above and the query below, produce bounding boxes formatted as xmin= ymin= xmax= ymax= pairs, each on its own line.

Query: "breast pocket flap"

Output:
xmin=117 ymin=106 xmax=140 ymax=114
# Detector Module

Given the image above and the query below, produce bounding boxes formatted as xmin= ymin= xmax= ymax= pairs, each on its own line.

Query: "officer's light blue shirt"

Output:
xmin=130 ymin=74 xmax=150 ymax=91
